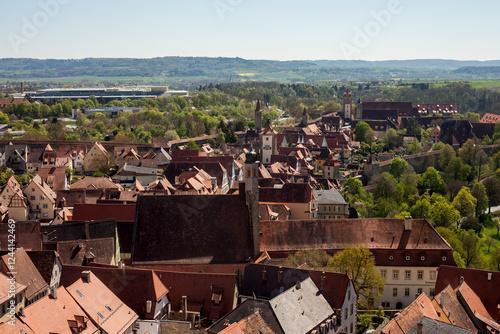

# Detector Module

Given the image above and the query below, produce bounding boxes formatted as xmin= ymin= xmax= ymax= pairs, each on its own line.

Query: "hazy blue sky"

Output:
xmin=1 ymin=0 xmax=499 ymax=60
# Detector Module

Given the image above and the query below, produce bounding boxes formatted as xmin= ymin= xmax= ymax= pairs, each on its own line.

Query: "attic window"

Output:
xmin=105 ymin=305 xmax=112 ymax=312
xmin=98 ymin=312 xmax=105 ymax=319
xmin=442 ymin=256 xmax=447 ymax=261
xmin=421 ymin=256 xmax=425 ymax=261
xmin=76 ymin=290 xmax=84 ymax=298
xmin=406 ymin=256 xmax=410 ymax=261
xmin=389 ymin=255 xmax=394 ymax=261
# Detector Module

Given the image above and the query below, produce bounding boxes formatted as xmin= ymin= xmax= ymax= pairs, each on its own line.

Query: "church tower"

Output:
xmin=343 ymin=89 xmax=352 ymax=122
xmin=260 ymin=122 xmax=278 ymax=165
xmin=301 ymin=107 xmax=308 ymax=126
xmin=255 ymin=100 xmax=262 ymax=132
xmin=244 ymin=151 xmax=260 ymax=259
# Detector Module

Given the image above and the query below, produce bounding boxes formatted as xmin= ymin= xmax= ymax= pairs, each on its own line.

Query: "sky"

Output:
xmin=1 ymin=0 xmax=499 ymax=61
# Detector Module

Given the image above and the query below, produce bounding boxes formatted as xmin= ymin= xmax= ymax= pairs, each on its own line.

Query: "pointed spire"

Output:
xmin=255 ymin=99 xmax=261 ymax=112
xmin=302 ymin=107 xmax=307 ymax=115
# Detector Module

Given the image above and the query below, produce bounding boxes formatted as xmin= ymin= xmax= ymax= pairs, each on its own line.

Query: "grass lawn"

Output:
xmin=480 ymin=221 xmax=500 ymax=266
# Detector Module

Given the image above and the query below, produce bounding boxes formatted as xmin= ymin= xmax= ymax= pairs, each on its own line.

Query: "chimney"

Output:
xmin=404 ymin=216 xmax=412 ymax=231
xmin=78 ymin=239 xmax=82 ymax=248
xmin=277 ymin=267 xmax=283 ymax=284
xmin=295 ymin=281 xmax=301 ymax=290
xmin=118 ymin=260 xmax=124 ymax=269
xmin=146 ymin=300 xmax=152 ymax=313
xmin=20 ymin=82 xmax=24 ymax=94
xmin=488 ymin=273 xmax=492 ymax=282
xmin=83 ymin=189 xmax=86 ymax=204
xmin=417 ymin=321 xmax=423 ymax=334
xmin=51 ymin=287 xmax=57 ymax=299
xmin=19 ymin=308 xmax=25 ymax=317
xmin=82 ymin=270 xmax=91 ymax=283
xmin=62 ymin=210 xmax=66 ymax=221
xmin=223 ymin=319 xmax=230 ymax=328
xmin=181 ymin=296 xmax=188 ymax=321
xmin=261 ymin=267 xmax=267 ymax=282
xmin=460 ymin=276 xmax=464 ymax=284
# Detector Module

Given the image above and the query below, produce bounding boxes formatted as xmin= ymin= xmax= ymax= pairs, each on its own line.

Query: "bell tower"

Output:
xmin=244 ymin=151 xmax=260 ymax=259
xmin=343 ymin=89 xmax=352 ymax=122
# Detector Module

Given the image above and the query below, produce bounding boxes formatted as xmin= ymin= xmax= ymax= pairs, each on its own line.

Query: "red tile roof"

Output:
xmin=70 ymin=176 xmax=122 ymax=191
xmin=434 ymin=285 xmax=477 ymax=333
xmin=36 ymin=166 xmax=67 ymax=191
xmin=435 ymin=265 xmax=500 ymax=323
xmin=72 ymin=203 xmax=136 ymax=221
xmin=154 ymin=270 xmax=238 ymax=321
xmin=382 ymin=293 xmax=440 ymax=334
xmin=0 ymin=221 xmax=42 ymax=251
xmin=260 ymin=219 xmax=455 ymax=266
xmin=480 ymin=113 xmax=500 ymax=124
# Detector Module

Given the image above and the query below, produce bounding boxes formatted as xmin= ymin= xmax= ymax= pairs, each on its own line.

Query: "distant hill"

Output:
xmin=1 ymin=57 xmax=500 ymax=84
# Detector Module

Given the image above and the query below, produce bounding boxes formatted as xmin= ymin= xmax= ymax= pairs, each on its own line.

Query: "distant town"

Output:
xmin=0 ymin=80 xmax=499 ymax=334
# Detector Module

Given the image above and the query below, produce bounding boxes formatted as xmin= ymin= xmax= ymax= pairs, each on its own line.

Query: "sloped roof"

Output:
xmin=457 ymin=281 xmax=499 ymax=328
xmin=435 ymin=265 xmax=500 ymax=323
xmin=57 ymin=237 xmax=115 ymax=266
xmin=61 ymin=265 xmax=168 ymax=320
xmin=66 ymin=271 xmax=138 ymax=334
xmin=0 ymin=319 xmax=36 ymax=334
xmin=131 ymin=194 xmax=253 ymax=265
xmin=208 ymin=299 xmax=283 ymax=334
xmin=218 ymin=312 xmax=275 ymax=334
xmin=26 ymin=250 xmax=60 ymax=288
xmin=313 ymin=189 xmax=347 ymax=205
xmin=434 ymin=285 xmax=477 ymax=334
xmin=21 ymin=286 xmax=98 ymax=334
xmin=72 ymin=203 xmax=136 ymax=221
xmin=0 ymin=221 xmax=42 ymax=251
xmin=0 ymin=248 xmax=48 ymax=300
xmin=154 ymin=269 xmax=238 ymax=321
xmin=241 ymin=263 xmax=351 ymax=311
xmin=270 ymin=277 xmax=334 ymax=334
xmin=407 ymin=316 xmax=472 ymax=334
xmin=37 ymin=166 xmax=67 ymax=191
xmin=40 ymin=218 xmax=117 ymax=243
xmin=259 ymin=183 xmax=314 ymax=203
xmin=382 ymin=293 xmax=440 ymax=334
xmin=70 ymin=176 xmax=123 ymax=191
xmin=0 ymin=272 xmax=26 ymax=304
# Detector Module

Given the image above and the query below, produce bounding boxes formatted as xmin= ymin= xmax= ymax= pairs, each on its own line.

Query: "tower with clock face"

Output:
xmin=260 ymin=125 xmax=278 ymax=166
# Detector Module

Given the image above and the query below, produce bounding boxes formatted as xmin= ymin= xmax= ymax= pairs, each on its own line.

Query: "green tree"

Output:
xmin=410 ymin=198 xmax=431 ymax=219
xmin=458 ymin=229 xmax=483 ymax=268
xmin=439 ymin=144 xmax=456 ymax=171
xmin=408 ymin=138 xmax=422 ymax=154
xmin=471 ymin=182 xmax=488 ymax=217
xmin=185 ymin=140 xmax=200 ymax=150
xmin=354 ymin=121 xmax=371 ymax=143
xmin=484 ymin=177 xmax=500 ymax=212
xmin=327 ymin=246 xmax=385 ymax=309
xmin=419 ymin=167 xmax=446 ymax=195
xmin=465 ymin=111 xmax=480 ymax=123
xmin=445 ymin=157 xmax=471 ymax=181
xmin=436 ymin=227 xmax=466 ymax=267
xmin=406 ymin=118 xmax=422 ymax=136
xmin=283 ymin=249 xmax=332 ymax=269
xmin=490 ymin=249 xmax=500 ymax=271
xmin=452 ymin=187 xmax=477 ymax=220
xmin=344 ymin=177 xmax=362 ymax=196
xmin=389 ymin=158 xmax=408 ymax=180
xmin=430 ymin=200 xmax=460 ymax=229
xmin=372 ymin=173 xmax=399 ymax=201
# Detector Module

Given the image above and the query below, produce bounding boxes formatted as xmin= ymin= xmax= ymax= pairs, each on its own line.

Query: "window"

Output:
xmin=30 ymin=196 xmax=35 ymax=200
xmin=39 ymin=195 xmax=44 ymax=200
xmin=405 ymin=271 xmax=411 ymax=280
xmin=350 ymin=323 xmax=353 ymax=334
xmin=380 ymin=270 xmax=386 ymax=278
xmin=43 ymin=204 xmax=48 ymax=209
xmin=76 ymin=290 xmax=84 ymax=298
xmin=406 ymin=256 xmax=410 ymax=261
xmin=418 ymin=271 xmax=423 ymax=280
xmin=350 ymin=304 xmax=353 ymax=315
xmin=421 ymin=256 xmax=425 ymax=261
xmin=32 ymin=188 xmax=35 ymax=192
xmin=105 ymin=305 xmax=112 ymax=311
xmin=393 ymin=288 xmax=398 ymax=297
xmin=405 ymin=288 xmax=410 ymax=297
xmin=430 ymin=288 xmax=435 ymax=297
xmin=430 ymin=271 xmax=436 ymax=280
xmin=417 ymin=288 xmax=422 ymax=295
xmin=393 ymin=270 xmax=399 ymax=280
xmin=97 ymin=312 xmax=105 ymax=319
xmin=389 ymin=255 xmax=394 ymax=261
xmin=442 ymin=256 xmax=447 ymax=261
xmin=43 ymin=213 xmax=48 ymax=218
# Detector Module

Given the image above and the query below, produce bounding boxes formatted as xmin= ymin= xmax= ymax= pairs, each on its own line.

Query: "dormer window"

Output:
xmin=389 ymin=256 xmax=394 ymax=261
xmin=406 ymin=256 xmax=410 ymax=261
xmin=442 ymin=256 xmax=447 ymax=261
xmin=421 ymin=256 xmax=425 ymax=261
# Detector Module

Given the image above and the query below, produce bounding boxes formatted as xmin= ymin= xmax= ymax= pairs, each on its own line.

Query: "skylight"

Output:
xmin=105 ymin=305 xmax=112 ymax=312
xmin=98 ymin=312 xmax=105 ymax=319
xmin=76 ymin=290 xmax=84 ymax=298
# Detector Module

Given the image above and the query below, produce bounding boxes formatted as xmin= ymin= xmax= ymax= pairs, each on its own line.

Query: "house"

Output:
xmin=313 ymin=189 xmax=349 ymax=219
xmin=23 ymin=174 xmax=57 ymax=220
xmin=131 ymin=193 xmax=254 ymax=265
xmin=56 ymin=237 xmax=117 ymax=266
xmin=259 ymin=217 xmax=456 ymax=310
xmin=258 ymin=203 xmax=291 ymax=220
xmin=0 ymin=176 xmax=22 ymax=202
xmin=0 ymin=222 xmax=42 ymax=251
xmin=428 ymin=126 xmax=441 ymax=143
xmin=83 ymin=141 xmax=110 ymax=172
xmin=0 ymin=272 xmax=27 ymax=324
xmin=259 ymin=183 xmax=318 ymax=219
xmin=52 ymin=206 xmax=73 ymax=225
xmin=0 ymin=248 xmax=49 ymax=305
xmin=381 ymin=293 xmax=470 ymax=334
xmin=481 ymin=113 xmax=500 ymax=124
xmin=4 ymin=145 xmax=27 ymax=175
xmin=209 ymin=277 xmax=338 ymax=334
xmin=217 ymin=313 xmax=274 ymax=334
xmin=36 ymin=166 xmax=68 ymax=191
xmin=7 ymin=191 xmax=28 ymax=222
xmin=154 ymin=269 xmax=238 ymax=325
xmin=20 ymin=285 xmax=99 ymax=334
xmin=439 ymin=119 xmax=473 ymax=147
xmin=112 ymin=163 xmax=158 ymax=188
xmin=433 ymin=285 xmax=479 ymax=334
xmin=239 ymin=264 xmax=357 ymax=333
xmin=26 ymin=250 xmax=62 ymax=291
xmin=72 ymin=151 xmax=85 ymax=172
xmin=176 ymin=167 xmax=217 ymax=195
xmin=435 ymin=265 xmax=500 ymax=324
xmin=66 ymin=271 xmax=139 ymax=334
xmin=61 ymin=265 xmax=170 ymax=321
xmin=70 ymin=176 xmax=123 ymax=192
